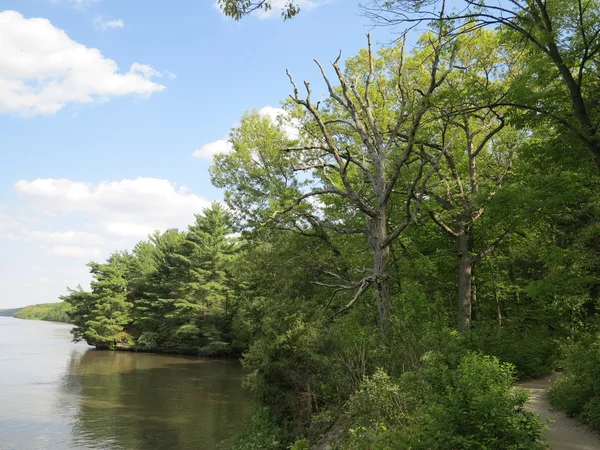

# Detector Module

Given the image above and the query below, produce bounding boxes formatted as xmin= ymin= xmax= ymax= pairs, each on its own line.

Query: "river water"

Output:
xmin=0 ymin=317 xmax=252 ymax=450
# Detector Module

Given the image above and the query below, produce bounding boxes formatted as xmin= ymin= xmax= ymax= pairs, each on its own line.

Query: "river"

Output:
xmin=0 ymin=317 xmax=252 ymax=450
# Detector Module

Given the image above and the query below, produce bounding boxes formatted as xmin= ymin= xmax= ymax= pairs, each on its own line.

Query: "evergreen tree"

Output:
xmin=65 ymin=252 xmax=133 ymax=348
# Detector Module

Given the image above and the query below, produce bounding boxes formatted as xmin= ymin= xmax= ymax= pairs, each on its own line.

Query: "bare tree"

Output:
xmin=283 ymin=31 xmax=455 ymax=327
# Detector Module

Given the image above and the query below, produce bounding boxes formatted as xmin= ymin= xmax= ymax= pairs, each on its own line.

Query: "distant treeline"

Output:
xmin=0 ymin=308 xmax=22 ymax=317
xmin=12 ymin=302 xmax=71 ymax=323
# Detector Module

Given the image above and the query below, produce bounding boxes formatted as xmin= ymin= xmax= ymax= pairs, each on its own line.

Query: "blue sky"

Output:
xmin=0 ymin=0 xmax=401 ymax=308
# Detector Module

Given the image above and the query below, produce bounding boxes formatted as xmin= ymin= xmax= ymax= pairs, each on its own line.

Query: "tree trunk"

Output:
xmin=457 ymin=227 xmax=472 ymax=331
xmin=471 ymin=264 xmax=477 ymax=323
xmin=369 ymin=213 xmax=391 ymax=327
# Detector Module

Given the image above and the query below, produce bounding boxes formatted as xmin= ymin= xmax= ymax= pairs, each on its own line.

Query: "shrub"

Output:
xmin=339 ymin=352 xmax=546 ymax=450
xmin=548 ymin=335 xmax=600 ymax=430
xmin=231 ymin=407 xmax=284 ymax=450
xmin=136 ymin=331 xmax=159 ymax=349
xmin=115 ymin=331 xmax=135 ymax=347
xmin=289 ymin=438 xmax=309 ymax=450
xmin=582 ymin=397 xmax=600 ymax=430
xmin=469 ymin=325 xmax=558 ymax=379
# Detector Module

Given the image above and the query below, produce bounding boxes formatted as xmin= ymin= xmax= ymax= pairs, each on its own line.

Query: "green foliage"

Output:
xmin=63 ymin=203 xmax=239 ymax=355
xmin=216 ymin=0 xmax=301 ymax=20
xmin=289 ymin=438 xmax=309 ymax=450
xmin=549 ymin=336 xmax=600 ymax=429
xmin=136 ymin=331 xmax=159 ymax=349
xmin=12 ymin=302 xmax=71 ymax=322
xmin=0 ymin=308 xmax=23 ymax=317
xmin=340 ymin=352 xmax=546 ymax=450
xmin=59 ymin=13 xmax=600 ymax=448
xmin=469 ymin=326 xmax=559 ymax=379
xmin=231 ymin=407 xmax=284 ymax=450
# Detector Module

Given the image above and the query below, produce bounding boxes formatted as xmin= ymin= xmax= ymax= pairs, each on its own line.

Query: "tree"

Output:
xmin=418 ymin=28 xmax=519 ymax=330
xmin=65 ymin=252 xmax=133 ymax=348
xmin=135 ymin=228 xmax=186 ymax=344
xmin=217 ymin=0 xmax=303 ymax=20
xmin=166 ymin=203 xmax=237 ymax=354
xmin=368 ymin=0 xmax=600 ymax=169
xmin=62 ymin=285 xmax=95 ymax=342
xmin=213 ymin=29 xmax=471 ymax=329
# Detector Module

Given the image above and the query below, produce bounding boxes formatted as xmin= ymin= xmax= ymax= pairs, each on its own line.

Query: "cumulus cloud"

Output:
xmin=193 ymin=106 xmax=299 ymax=161
xmin=48 ymin=245 xmax=102 ymax=258
xmin=105 ymin=222 xmax=156 ymax=237
xmin=193 ymin=139 xmax=234 ymax=160
xmin=0 ymin=11 xmax=165 ymax=116
xmin=24 ymin=230 xmax=105 ymax=245
xmin=15 ymin=177 xmax=211 ymax=239
xmin=130 ymin=63 xmax=162 ymax=78
xmin=93 ymin=15 xmax=124 ymax=31
xmin=258 ymin=106 xmax=300 ymax=140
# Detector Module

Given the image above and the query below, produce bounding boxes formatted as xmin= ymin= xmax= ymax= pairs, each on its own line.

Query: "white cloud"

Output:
xmin=93 ymin=15 xmax=124 ymax=31
xmin=105 ymin=222 xmax=156 ymax=237
xmin=166 ymin=71 xmax=177 ymax=80
xmin=0 ymin=219 xmax=19 ymax=231
xmin=130 ymin=63 xmax=162 ymax=78
xmin=48 ymin=245 xmax=102 ymax=258
xmin=193 ymin=139 xmax=234 ymax=160
xmin=193 ymin=106 xmax=300 ymax=161
xmin=0 ymin=215 xmax=21 ymax=240
xmin=258 ymin=106 xmax=300 ymax=140
xmin=15 ymin=177 xmax=211 ymax=239
xmin=0 ymin=10 xmax=165 ymax=116
xmin=25 ymin=230 xmax=105 ymax=245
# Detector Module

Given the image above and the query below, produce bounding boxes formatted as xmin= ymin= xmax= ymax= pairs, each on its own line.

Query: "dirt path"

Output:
xmin=519 ymin=374 xmax=600 ymax=450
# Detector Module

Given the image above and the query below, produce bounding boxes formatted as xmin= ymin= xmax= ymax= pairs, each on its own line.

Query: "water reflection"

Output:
xmin=0 ymin=318 xmax=251 ymax=450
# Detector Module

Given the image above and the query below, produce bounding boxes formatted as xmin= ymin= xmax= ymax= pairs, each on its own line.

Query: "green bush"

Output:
xmin=137 ymin=332 xmax=159 ymax=349
xmin=582 ymin=397 xmax=600 ymax=430
xmin=231 ymin=407 xmax=284 ymax=450
xmin=289 ymin=438 xmax=309 ymax=450
xmin=548 ymin=335 xmax=600 ymax=429
xmin=469 ymin=325 xmax=558 ymax=379
xmin=339 ymin=352 xmax=546 ymax=450
xmin=14 ymin=302 xmax=72 ymax=323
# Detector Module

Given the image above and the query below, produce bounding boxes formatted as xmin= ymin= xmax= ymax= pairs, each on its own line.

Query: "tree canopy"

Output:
xmin=60 ymin=4 xmax=600 ymax=448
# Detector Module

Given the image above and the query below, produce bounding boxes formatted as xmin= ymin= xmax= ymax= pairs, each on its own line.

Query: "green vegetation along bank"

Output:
xmin=12 ymin=302 xmax=72 ymax=323
xmin=0 ymin=308 xmax=22 ymax=317
xmin=61 ymin=1 xmax=600 ymax=447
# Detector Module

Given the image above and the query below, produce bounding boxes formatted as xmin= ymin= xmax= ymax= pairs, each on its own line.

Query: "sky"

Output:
xmin=0 ymin=0 xmax=403 ymax=308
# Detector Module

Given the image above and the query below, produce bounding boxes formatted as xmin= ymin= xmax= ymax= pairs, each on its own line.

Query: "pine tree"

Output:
xmin=167 ymin=203 xmax=237 ymax=354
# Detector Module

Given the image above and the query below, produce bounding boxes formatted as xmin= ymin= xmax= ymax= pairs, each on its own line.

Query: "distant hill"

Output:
xmin=0 ymin=308 xmax=23 ymax=317
xmin=13 ymin=302 xmax=71 ymax=323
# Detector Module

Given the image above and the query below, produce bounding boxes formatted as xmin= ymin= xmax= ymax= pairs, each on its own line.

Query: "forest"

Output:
xmin=12 ymin=302 xmax=71 ymax=322
xmin=61 ymin=0 xmax=600 ymax=448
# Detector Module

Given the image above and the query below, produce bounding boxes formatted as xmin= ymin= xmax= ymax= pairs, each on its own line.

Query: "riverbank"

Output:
xmin=0 ymin=307 xmax=22 ymax=317
xmin=10 ymin=302 xmax=70 ymax=323
xmin=88 ymin=341 xmax=242 ymax=358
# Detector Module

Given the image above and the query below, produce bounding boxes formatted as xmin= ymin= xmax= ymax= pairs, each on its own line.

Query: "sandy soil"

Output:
xmin=519 ymin=374 xmax=600 ymax=450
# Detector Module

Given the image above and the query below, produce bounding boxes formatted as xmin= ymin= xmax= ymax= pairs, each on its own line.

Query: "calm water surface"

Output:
xmin=0 ymin=317 xmax=251 ymax=450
